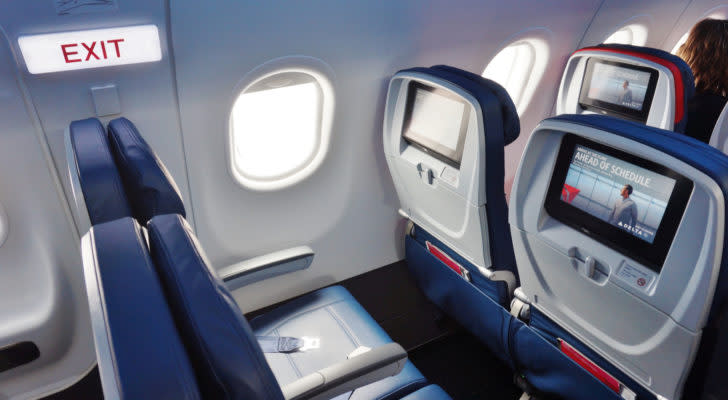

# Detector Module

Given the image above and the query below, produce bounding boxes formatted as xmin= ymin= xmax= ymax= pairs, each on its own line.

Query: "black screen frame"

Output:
xmin=578 ymin=58 xmax=659 ymax=123
xmin=402 ymin=81 xmax=470 ymax=168
xmin=544 ymin=134 xmax=693 ymax=272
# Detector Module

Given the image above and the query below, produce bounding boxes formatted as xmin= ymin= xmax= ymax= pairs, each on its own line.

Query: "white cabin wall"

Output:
xmin=0 ymin=26 xmax=91 ymax=400
xmin=0 ymin=1 xmax=189 ymax=397
xmin=170 ymin=0 xmax=603 ymax=311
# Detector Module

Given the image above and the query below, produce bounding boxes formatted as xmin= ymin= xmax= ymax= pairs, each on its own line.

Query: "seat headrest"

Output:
xmin=146 ymin=214 xmax=284 ymax=400
xmin=69 ymin=118 xmax=132 ymax=225
xmin=85 ymin=217 xmax=200 ymax=399
xmin=390 ymin=65 xmax=519 ymax=272
xmin=574 ymin=44 xmax=695 ymax=133
xmin=429 ymin=64 xmax=520 ymax=145
xmin=107 ymin=117 xmax=186 ymax=224
xmin=398 ymin=65 xmax=519 ymax=145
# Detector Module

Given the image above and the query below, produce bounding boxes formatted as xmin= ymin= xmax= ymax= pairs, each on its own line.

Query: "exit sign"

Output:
xmin=18 ymin=25 xmax=161 ymax=74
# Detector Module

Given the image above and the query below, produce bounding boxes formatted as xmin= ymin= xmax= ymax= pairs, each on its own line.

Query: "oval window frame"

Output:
xmin=228 ymin=56 xmax=335 ymax=191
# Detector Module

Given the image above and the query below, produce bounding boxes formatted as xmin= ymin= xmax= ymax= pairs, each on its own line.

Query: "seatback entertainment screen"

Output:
xmin=562 ymin=145 xmax=675 ymax=244
xmin=579 ymin=59 xmax=658 ymax=123
xmin=545 ymin=134 xmax=693 ymax=271
xmin=402 ymin=81 xmax=470 ymax=167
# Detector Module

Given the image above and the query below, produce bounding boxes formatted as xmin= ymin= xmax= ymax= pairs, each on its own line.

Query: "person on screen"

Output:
xmin=677 ymin=19 xmax=728 ymax=143
xmin=608 ymin=184 xmax=638 ymax=229
xmin=618 ymin=80 xmax=633 ymax=105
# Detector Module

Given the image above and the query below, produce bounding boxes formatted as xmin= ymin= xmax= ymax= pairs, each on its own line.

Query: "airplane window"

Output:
xmin=604 ymin=24 xmax=648 ymax=46
xmin=229 ymin=70 xmax=333 ymax=191
xmin=672 ymin=31 xmax=690 ymax=54
xmin=482 ymin=39 xmax=549 ymax=114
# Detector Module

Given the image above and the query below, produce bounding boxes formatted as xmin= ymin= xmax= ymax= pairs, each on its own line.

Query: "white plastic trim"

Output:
xmin=227 ymin=56 xmax=336 ymax=191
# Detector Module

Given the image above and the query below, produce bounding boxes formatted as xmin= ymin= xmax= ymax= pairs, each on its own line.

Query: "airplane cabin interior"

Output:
xmin=2 ymin=1 xmax=728 ymax=399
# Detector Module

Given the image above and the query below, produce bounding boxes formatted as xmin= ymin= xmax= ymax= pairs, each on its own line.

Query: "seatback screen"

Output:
xmin=545 ymin=134 xmax=693 ymax=271
xmin=579 ymin=59 xmax=658 ymax=123
xmin=563 ymin=145 xmax=676 ymax=244
xmin=403 ymin=82 xmax=470 ymax=167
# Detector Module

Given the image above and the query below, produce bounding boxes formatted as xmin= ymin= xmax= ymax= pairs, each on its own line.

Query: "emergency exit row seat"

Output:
xmin=69 ymin=116 xmax=315 ymax=287
xmin=556 ymin=43 xmax=695 ymax=132
xmin=383 ymin=65 xmax=519 ymax=363
xmin=66 ymin=117 xmax=186 ymax=232
xmin=509 ymin=114 xmax=728 ymax=400
xmin=84 ymin=215 xmax=450 ymax=399
xmin=71 ymin=118 xmax=449 ymax=399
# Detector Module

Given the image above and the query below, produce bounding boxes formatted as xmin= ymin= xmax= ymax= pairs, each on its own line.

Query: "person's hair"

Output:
xmin=623 ymin=80 xmax=629 ymax=87
xmin=677 ymin=18 xmax=728 ymax=96
xmin=624 ymin=184 xmax=633 ymax=195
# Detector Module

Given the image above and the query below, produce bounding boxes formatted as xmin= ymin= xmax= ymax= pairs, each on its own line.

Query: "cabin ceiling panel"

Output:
xmin=579 ymin=0 xmax=691 ymax=48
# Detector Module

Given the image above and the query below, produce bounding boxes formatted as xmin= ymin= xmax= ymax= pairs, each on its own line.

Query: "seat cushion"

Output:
xmin=146 ymin=214 xmax=284 ymax=400
xmin=69 ymin=117 xmax=132 ymax=225
xmin=107 ymin=117 xmax=186 ymax=223
xmin=400 ymin=385 xmax=451 ymax=400
xmin=86 ymin=217 xmax=199 ymax=399
xmin=250 ymin=286 xmax=428 ymax=400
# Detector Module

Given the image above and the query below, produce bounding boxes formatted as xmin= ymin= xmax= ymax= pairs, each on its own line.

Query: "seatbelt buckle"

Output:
xmin=299 ymin=336 xmax=320 ymax=352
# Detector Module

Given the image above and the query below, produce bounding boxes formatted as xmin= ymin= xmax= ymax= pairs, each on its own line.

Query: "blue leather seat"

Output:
xmin=508 ymin=114 xmax=728 ymax=400
xmin=575 ymin=44 xmax=695 ymax=133
xmin=81 ymin=217 xmax=200 ymax=399
xmin=68 ymin=117 xmax=185 ymax=227
xmin=72 ymin=117 xmax=451 ymax=399
xmin=69 ymin=118 xmax=133 ymax=225
xmin=107 ymin=117 xmax=186 ymax=223
xmin=399 ymin=65 xmax=519 ymax=285
xmin=387 ymin=66 xmax=520 ymax=366
xmin=147 ymin=214 xmax=431 ymax=400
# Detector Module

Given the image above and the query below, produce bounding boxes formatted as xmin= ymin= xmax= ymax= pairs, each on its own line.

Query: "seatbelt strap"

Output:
xmin=257 ymin=336 xmax=320 ymax=353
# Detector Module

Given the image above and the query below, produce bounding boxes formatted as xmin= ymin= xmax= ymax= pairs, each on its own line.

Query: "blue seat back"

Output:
xmin=510 ymin=114 xmax=728 ymax=399
xmin=107 ymin=117 xmax=186 ymax=223
xmin=82 ymin=217 xmax=200 ymax=399
xmin=146 ymin=213 xmax=284 ymax=400
xmin=557 ymin=43 xmax=695 ymax=133
xmin=383 ymin=65 xmax=520 ymax=380
xmin=69 ymin=118 xmax=132 ymax=225
xmin=398 ymin=65 xmax=519 ymax=278
xmin=69 ymin=117 xmax=186 ymax=227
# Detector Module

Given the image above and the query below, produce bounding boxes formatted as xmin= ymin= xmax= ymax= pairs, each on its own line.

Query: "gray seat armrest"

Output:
xmin=281 ymin=343 xmax=408 ymax=400
xmin=220 ymin=246 xmax=314 ymax=290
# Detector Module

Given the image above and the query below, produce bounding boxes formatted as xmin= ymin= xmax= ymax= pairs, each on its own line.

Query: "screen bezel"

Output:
xmin=402 ymin=81 xmax=470 ymax=168
xmin=578 ymin=58 xmax=659 ymax=123
xmin=544 ymin=134 xmax=693 ymax=272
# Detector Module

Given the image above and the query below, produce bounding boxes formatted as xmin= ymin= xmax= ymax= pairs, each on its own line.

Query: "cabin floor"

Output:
xmin=45 ymin=260 xmax=521 ymax=400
